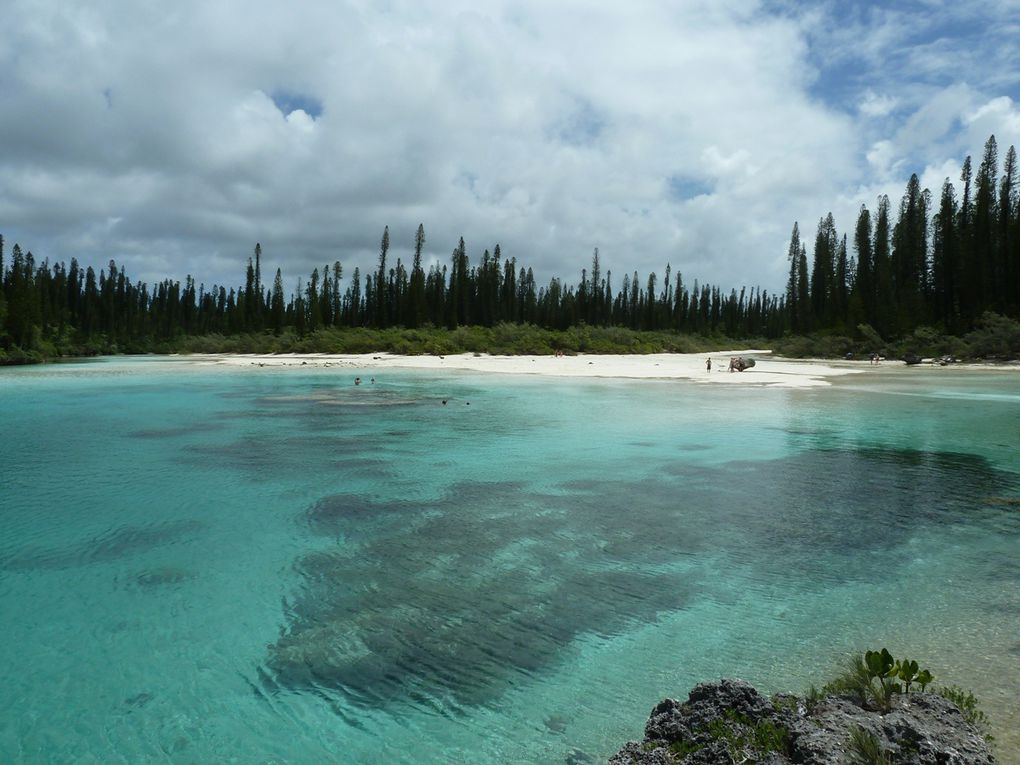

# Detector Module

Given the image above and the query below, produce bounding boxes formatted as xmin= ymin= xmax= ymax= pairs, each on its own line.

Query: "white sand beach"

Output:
xmin=195 ymin=350 xmax=868 ymax=388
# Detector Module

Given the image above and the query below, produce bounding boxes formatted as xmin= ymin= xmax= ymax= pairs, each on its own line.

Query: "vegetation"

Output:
xmin=711 ymin=711 xmax=788 ymax=762
xmin=847 ymin=726 xmax=891 ymax=765
xmin=636 ymin=652 xmax=987 ymax=765
xmin=664 ymin=709 xmax=789 ymax=762
xmin=2 ymin=134 xmax=1019 ymax=364
xmin=813 ymin=648 xmax=992 ymax=748
xmin=937 ymin=685 xmax=994 ymax=741
xmin=816 ymin=649 xmax=935 ymax=713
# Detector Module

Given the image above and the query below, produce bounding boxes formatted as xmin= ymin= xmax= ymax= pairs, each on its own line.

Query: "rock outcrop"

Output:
xmin=610 ymin=678 xmax=994 ymax=764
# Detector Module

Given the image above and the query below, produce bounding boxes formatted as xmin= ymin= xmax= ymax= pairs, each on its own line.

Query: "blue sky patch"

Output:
xmin=667 ymin=175 xmax=713 ymax=201
xmin=270 ymin=90 xmax=323 ymax=119
xmin=555 ymin=97 xmax=605 ymax=146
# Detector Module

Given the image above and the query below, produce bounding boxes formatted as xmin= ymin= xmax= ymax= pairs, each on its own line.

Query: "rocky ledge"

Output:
xmin=610 ymin=678 xmax=994 ymax=764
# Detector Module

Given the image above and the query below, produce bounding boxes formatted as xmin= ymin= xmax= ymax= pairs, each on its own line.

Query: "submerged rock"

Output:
xmin=610 ymin=679 xmax=994 ymax=764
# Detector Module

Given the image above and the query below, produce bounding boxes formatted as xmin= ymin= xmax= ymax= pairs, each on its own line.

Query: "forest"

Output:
xmin=1 ymin=135 xmax=1019 ymax=364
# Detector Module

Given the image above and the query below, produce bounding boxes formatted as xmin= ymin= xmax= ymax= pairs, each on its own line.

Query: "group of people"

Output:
xmin=704 ymin=356 xmax=752 ymax=372
xmin=705 ymin=359 xmax=754 ymax=373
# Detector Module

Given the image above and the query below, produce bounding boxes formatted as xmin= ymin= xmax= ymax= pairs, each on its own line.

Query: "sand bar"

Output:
xmin=191 ymin=350 xmax=871 ymax=388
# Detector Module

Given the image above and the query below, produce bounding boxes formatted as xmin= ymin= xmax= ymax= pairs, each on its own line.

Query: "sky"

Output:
xmin=2 ymin=0 xmax=1020 ymax=297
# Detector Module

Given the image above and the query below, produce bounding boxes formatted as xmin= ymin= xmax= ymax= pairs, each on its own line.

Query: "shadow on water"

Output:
xmin=674 ymin=447 xmax=1018 ymax=582
xmin=3 ymin=519 xmax=205 ymax=571
xmin=263 ymin=446 xmax=1019 ymax=716
xmin=181 ymin=433 xmax=395 ymax=481
xmin=127 ymin=422 xmax=225 ymax=439
xmin=265 ymin=479 xmax=706 ymax=713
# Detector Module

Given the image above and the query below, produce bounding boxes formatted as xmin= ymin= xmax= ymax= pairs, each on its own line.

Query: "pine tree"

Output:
xmin=892 ymin=174 xmax=928 ymax=330
xmin=347 ymin=266 xmax=362 ymax=325
xmin=797 ymin=243 xmax=809 ymax=332
xmin=785 ymin=222 xmax=802 ymax=331
xmin=810 ymin=213 xmax=837 ymax=326
xmin=999 ymin=145 xmax=1017 ymax=313
xmin=376 ymin=226 xmax=389 ymax=327
xmin=834 ymin=233 xmax=848 ymax=326
xmin=409 ymin=224 xmax=426 ymax=328
xmin=851 ymin=205 xmax=874 ymax=325
xmin=254 ymin=242 xmax=263 ymax=328
xmin=958 ymin=155 xmax=976 ymax=326
xmin=931 ymin=179 xmax=959 ymax=329
xmin=973 ymin=136 xmax=998 ymax=315
xmin=269 ymin=269 xmax=285 ymax=334
xmin=590 ymin=248 xmax=602 ymax=325
xmin=307 ymin=268 xmax=321 ymax=331
xmin=0 ymin=234 xmax=6 ymax=340
xmin=873 ymin=195 xmax=895 ymax=336
xmin=331 ymin=261 xmax=343 ymax=326
xmin=294 ymin=279 xmax=306 ymax=336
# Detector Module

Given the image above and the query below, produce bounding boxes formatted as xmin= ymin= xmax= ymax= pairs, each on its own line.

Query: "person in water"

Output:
xmin=706 ymin=358 xmax=712 ymax=372
xmin=354 ymin=377 xmax=361 ymax=385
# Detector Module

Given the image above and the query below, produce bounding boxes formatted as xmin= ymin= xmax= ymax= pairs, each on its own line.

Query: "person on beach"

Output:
xmin=706 ymin=358 xmax=712 ymax=372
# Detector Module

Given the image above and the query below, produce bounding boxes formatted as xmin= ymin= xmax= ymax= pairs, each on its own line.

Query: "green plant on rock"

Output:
xmin=668 ymin=738 xmax=702 ymax=757
xmin=937 ymin=685 xmax=994 ymax=743
xmin=859 ymin=649 xmax=939 ymax=711
xmin=700 ymin=711 xmax=789 ymax=763
xmin=864 ymin=648 xmax=900 ymax=709
xmin=813 ymin=650 xmax=993 ymax=748
xmin=914 ymin=669 xmax=934 ymax=691
xmin=823 ymin=649 xmax=935 ymax=712
xmin=804 ymin=684 xmax=825 ymax=710
xmin=822 ymin=653 xmax=882 ymax=708
xmin=847 ymin=726 xmax=890 ymax=765
xmin=895 ymin=658 xmax=919 ymax=692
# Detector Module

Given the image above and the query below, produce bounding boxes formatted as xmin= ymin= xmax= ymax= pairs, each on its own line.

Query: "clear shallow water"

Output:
xmin=1 ymin=358 xmax=1018 ymax=764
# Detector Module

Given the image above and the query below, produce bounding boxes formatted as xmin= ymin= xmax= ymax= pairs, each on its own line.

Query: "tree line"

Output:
xmin=1 ymin=135 xmax=1017 ymax=359
xmin=787 ymin=135 xmax=1019 ymax=338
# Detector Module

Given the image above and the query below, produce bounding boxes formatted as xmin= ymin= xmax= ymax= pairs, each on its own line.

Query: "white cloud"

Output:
xmin=0 ymin=0 xmax=1017 ymax=297
xmin=964 ymin=96 xmax=1020 ymax=144
xmin=859 ymin=90 xmax=898 ymax=118
xmin=866 ymin=140 xmax=899 ymax=177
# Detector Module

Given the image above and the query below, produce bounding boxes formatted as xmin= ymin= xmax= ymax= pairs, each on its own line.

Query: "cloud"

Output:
xmin=0 ymin=0 xmax=1018 ymax=299
xmin=859 ymin=90 xmax=898 ymax=118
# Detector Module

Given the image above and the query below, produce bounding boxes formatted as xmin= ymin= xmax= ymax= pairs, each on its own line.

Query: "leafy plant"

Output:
xmin=914 ymin=669 xmax=933 ymax=692
xmin=822 ymin=649 xmax=935 ymax=712
xmin=895 ymin=658 xmax=919 ymax=692
xmin=864 ymin=648 xmax=899 ymax=708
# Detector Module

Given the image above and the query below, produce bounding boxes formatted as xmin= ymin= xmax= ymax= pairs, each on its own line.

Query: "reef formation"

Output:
xmin=610 ymin=678 xmax=994 ymax=764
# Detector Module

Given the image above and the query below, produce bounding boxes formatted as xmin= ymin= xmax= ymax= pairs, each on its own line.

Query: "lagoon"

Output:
xmin=1 ymin=357 xmax=1017 ymax=763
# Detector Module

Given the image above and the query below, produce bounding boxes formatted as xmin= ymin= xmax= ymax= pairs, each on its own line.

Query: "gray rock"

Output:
xmin=610 ymin=680 xmax=995 ymax=764
xmin=609 ymin=742 xmax=673 ymax=765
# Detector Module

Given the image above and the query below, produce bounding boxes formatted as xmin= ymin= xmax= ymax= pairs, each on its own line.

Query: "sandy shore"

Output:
xmin=188 ymin=350 xmax=872 ymax=388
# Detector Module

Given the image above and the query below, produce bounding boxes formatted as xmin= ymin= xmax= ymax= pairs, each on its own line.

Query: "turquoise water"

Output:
xmin=1 ymin=358 xmax=1018 ymax=764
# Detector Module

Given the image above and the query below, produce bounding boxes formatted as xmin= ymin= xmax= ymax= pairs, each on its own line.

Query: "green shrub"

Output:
xmin=847 ymin=726 xmax=890 ymax=765
xmin=822 ymin=653 xmax=883 ymax=709
xmin=937 ymin=685 xmax=993 ymax=742
xmin=964 ymin=312 xmax=1020 ymax=359
xmin=820 ymin=649 xmax=935 ymax=713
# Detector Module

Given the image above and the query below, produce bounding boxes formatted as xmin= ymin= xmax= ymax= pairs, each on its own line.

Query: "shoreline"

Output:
xmin=10 ymin=350 xmax=1014 ymax=389
xmin=176 ymin=350 xmax=1020 ymax=389
xmin=188 ymin=350 xmax=863 ymax=389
